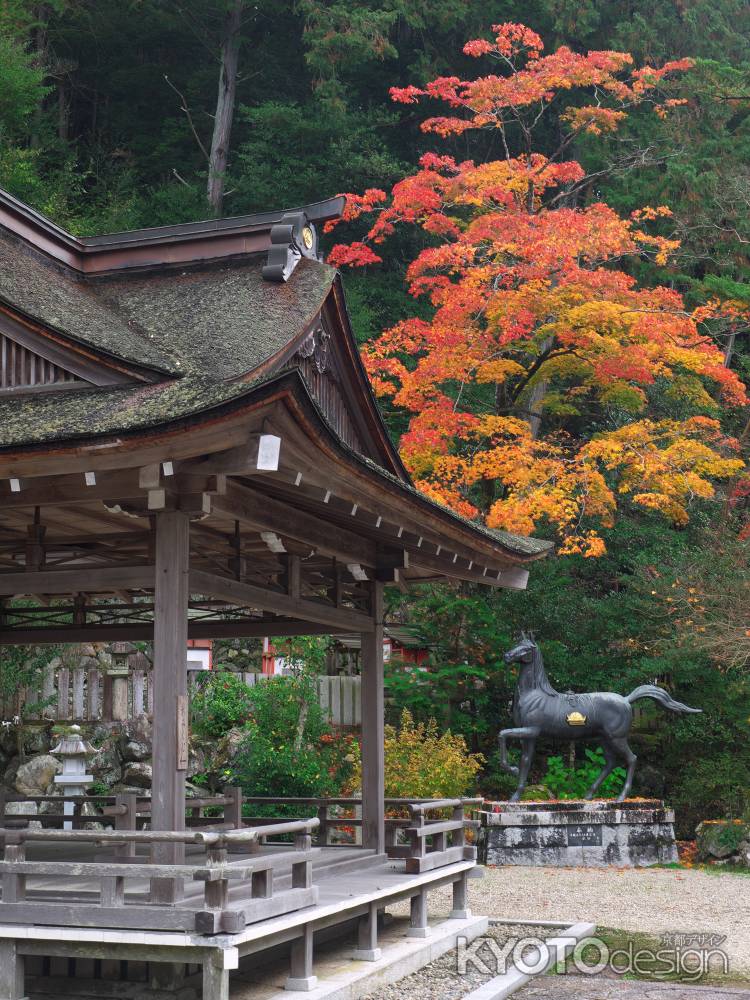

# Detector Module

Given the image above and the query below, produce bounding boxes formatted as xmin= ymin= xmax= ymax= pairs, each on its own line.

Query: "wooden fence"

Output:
xmin=3 ymin=663 xmax=152 ymax=724
xmin=242 ymin=673 xmax=361 ymax=727
xmin=4 ymin=670 xmax=361 ymax=727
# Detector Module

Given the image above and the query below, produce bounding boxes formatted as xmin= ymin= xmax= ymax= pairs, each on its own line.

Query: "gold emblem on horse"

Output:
xmin=566 ymin=711 xmax=587 ymax=726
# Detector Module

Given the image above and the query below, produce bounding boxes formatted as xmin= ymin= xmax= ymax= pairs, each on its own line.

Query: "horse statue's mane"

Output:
xmin=528 ymin=642 xmax=556 ymax=696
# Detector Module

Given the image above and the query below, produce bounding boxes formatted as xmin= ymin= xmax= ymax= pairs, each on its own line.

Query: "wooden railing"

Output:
xmin=0 ymin=818 xmax=319 ymax=935
xmin=241 ymin=795 xmax=481 ymax=871
xmin=0 ymin=786 xmax=243 ymax=834
xmin=0 ymin=792 xmax=480 ymax=938
xmin=386 ymin=798 xmax=482 ymax=873
xmin=1 ymin=790 xmax=121 ymax=830
xmin=241 ymin=796 xmax=434 ymax=845
xmin=1 ymin=791 xmax=481 ymax=867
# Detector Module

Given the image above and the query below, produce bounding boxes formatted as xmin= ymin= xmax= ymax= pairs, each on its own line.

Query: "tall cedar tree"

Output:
xmin=328 ymin=24 xmax=749 ymax=556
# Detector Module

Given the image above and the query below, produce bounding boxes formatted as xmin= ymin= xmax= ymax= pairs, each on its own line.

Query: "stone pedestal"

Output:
xmin=480 ymin=799 xmax=678 ymax=868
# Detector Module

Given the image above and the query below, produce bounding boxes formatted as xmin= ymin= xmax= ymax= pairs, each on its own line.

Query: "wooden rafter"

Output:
xmin=189 ymin=568 xmax=374 ymax=633
xmin=0 ymin=618 xmax=337 ymax=644
xmin=212 ymin=481 xmax=377 ymax=567
xmin=0 ymin=565 xmax=154 ymax=597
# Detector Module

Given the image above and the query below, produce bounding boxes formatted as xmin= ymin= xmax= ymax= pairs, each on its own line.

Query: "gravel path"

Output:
xmin=393 ymin=866 xmax=750 ymax=976
xmin=371 ymin=865 xmax=750 ymax=1000
xmin=359 ymin=924 xmax=557 ymax=1000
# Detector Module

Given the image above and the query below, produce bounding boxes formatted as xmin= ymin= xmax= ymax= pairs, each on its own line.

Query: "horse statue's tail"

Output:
xmin=626 ymin=685 xmax=702 ymax=715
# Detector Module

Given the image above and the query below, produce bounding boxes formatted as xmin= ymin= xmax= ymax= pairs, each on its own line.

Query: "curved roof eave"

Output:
xmin=0 ymin=368 xmax=553 ymax=565
xmin=270 ymin=369 xmax=554 ymax=564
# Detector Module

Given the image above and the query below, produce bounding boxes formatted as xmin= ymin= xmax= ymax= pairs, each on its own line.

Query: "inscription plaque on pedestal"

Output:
xmin=567 ymin=823 xmax=602 ymax=847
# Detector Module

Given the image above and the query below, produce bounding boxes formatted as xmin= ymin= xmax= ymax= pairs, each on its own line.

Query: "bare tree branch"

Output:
xmin=164 ymin=74 xmax=210 ymax=163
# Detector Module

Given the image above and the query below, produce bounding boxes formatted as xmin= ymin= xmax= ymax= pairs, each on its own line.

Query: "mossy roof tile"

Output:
xmin=92 ymin=256 xmax=335 ymax=379
xmin=0 ymin=377 xmax=248 ymax=446
xmin=0 ymin=229 xmax=177 ymax=372
xmin=0 ymin=227 xmax=335 ymax=381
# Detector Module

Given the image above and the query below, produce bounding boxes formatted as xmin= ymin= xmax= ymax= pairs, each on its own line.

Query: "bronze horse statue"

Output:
xmin=499 ymin=634 xmax=701 ymax=801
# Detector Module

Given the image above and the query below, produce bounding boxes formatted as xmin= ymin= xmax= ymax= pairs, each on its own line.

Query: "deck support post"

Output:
xmin=361 ymin=580 xmax=384 ymax=854
xmin=450 ymin=873 xmax=471 ymax=919
xmin=0 ymin=941 xmax=26 ymax=1000
xmin=202 ymin=955 xmax=229 ymax=1000
xmin=286 ymin=924 xmax=316 ymax=992
xmin=407 ymin=888 xmax=430 ymax=938
xmin=150 ymin=510 xmax=190 ymax=903
xmin=353 ymin=901 xmax=381 ymax=961
xmin=113 ymin=792 xmax=138 ymax=860
xmin=149 ymin=963 xmax=187 ymax=995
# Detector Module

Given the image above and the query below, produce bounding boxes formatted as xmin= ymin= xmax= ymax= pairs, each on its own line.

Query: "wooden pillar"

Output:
xmin=353 ymin=901 xmax=381 ymax=961
xmin=286 ymin=925 xmax=316 ymax=992
xmin=151 ymin=511 xmax=190 ymax=892
xmin=361 ymin=580 xmax=384 ymax=854
xmin=113 ymin=792 xmax=137 ymax=860
xmin=451 ymin=873 xmax=471 ymax=919
xmin=224 ymin=784 xmax=243 ymax=830
xmin=0 ymin=940 xmax=26 ymax=1000
xmin=150 ymin=964 xmax=187 ymax=994
xmin=408 ymin=889 xmax=430 ymax=938
xmin=202 ymin=956 xmax=229 ymax=1000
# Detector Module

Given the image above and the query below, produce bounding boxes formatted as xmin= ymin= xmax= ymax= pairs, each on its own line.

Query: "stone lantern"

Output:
xmin=51 ymin=724 xmax=96 ymax=829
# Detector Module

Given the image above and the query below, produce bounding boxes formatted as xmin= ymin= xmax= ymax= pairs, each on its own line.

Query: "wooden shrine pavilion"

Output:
xmin=0 ymin=189 xmax=551 ymax=1000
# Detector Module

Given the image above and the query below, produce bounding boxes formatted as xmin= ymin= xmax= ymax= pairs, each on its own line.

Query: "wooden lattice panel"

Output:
xmin=0 ymin=332 xmax=83 ymax=390
xmin=297 ymin=353 xmax=364 ymax=453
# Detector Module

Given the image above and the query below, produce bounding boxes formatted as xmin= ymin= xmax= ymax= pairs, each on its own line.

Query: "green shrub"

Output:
xmin=717 ymin=821 xmax=749 ymax=853
xmin=191 ymin=672 xmax=255 ymax=740
xmin=351 ymin=709 xmax=484 ymax=799
xmin=223 ymin=674 xmax=356 ymax=802
xmin=670 ymin=753 xmax=750 ymax=836
xmin=542 ymin=748 xmax=626 ymax=800
xmin=232 ymin=729 xmax=353 ymax=801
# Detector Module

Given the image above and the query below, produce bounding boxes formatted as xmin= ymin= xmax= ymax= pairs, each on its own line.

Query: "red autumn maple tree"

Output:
xmin=327 ymin=24 xmax=749 ymax=556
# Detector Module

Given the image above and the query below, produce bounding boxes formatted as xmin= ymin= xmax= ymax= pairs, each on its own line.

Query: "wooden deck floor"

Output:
xmin=1 ymin=842 xmax=473 ymax=937
xmin=1 ymin=846 xmax=473 ymax=946
xmin=1 ymin=841 xmax=476 ymax=998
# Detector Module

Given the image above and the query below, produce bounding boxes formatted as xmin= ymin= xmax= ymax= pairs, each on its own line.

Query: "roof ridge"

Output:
xmin=0 ymin=187 xmax=345 ymax=276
